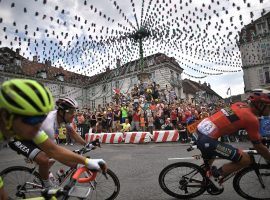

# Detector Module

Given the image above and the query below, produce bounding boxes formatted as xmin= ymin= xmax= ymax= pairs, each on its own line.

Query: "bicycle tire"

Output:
xmin=0 ymin=166 xmax=44 ymax=199
xmin=70 ymin=168 xmax=120 ymax=200
xmin=233 ymin=164 xmax=270 ymax=200
xmin=159 ymin=162 xmax=206 ymax=199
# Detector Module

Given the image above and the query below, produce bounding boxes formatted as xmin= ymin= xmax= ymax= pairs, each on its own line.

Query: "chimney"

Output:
xmin=208 ymin=83 xmax=211 ymax=88
xmin=198 ymin=80 xmax=201 ymax=84
xmin=15 ymin=48 xmax=20 ymax=55
xmin=116 ymin=58 xmax=121 ymax=68
xmin=45 ymin=59 xmax=51 ymax=66
xmin=33 ymin=55 xmax=38 ymax=62
xmin=203 ymin=81 xmax=207 ymax=86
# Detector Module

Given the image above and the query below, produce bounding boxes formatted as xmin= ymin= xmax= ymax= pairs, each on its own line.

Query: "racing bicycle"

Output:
xmin=159 ymin=139 xmax=270 ymax=199
xmin=0 ymin=140 xmax=120 ymax=199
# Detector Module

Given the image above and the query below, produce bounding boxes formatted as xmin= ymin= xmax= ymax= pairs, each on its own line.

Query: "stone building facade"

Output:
xmin=239 ymin=11 xmax=270 ymax=92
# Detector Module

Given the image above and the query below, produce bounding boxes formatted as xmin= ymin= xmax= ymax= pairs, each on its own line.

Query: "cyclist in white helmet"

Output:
xmin=9 ymin=97 xmax=88 ymax=188
xmin=41 ymin=97 xmax=86 ymax=145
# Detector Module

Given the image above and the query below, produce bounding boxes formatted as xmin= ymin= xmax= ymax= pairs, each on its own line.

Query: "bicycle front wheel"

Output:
xmin=159 ymin=162 xmax=206 ymax=199
xmin=73 ymin=168 xmax=120 ymax=200
xmin=233 ymin=164 xmax=270 ymax=200
xmin=0 ymin=166 xmax=43 ymax=199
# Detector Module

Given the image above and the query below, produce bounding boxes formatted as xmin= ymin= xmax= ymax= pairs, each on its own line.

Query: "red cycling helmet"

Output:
xmin=248 ymin=89 xmax=270 ymax=104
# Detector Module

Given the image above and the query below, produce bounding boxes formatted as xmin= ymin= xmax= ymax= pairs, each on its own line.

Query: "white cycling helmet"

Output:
xmin=56 ymin=97 xmax=78 ymax=110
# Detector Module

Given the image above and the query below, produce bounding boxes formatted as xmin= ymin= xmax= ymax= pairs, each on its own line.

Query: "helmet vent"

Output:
xmin=1 ymin=88 xmax=23 ymax=109
xmin=26 ymin=82 xmax=45 ymax=106
xmin=11 ymin=84 xmax=42 ymax=112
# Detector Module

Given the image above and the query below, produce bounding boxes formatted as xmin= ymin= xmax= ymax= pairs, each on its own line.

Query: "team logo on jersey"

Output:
xmin=221 ymin=107 xmax=240 ymax=123
xmin=14 ymin=141 xmax=29 ymax=154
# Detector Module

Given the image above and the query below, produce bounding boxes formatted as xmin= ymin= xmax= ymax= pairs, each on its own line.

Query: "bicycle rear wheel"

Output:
xmin=159 ymin=162 xmax=206 ymax=199
xmin=0 ymin=166 xmax=43 ymax=199
xmin=233 ymin=164 xmax=270 ymax=200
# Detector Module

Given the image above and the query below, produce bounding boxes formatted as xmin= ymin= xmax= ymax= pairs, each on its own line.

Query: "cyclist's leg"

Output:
xmin=205 ymin=137 xmax=250 ymax=177
xmin=220 ymin=152 xmax=251 ymax=177
xmin=8 ymin=140 xmax=51 ymax=185
xmin=0 ymin=187 xmax=8 ymax=200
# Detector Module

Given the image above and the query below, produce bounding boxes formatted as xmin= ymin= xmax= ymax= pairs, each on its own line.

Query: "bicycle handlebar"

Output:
xmin=73 ymin=139 xmax=101 ymax=155
xmin=72 ymin=166 xmax=98 ymax=183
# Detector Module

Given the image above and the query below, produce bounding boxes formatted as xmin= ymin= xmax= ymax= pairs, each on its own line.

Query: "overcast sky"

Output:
xmin=1 ymin=0 xmax=270 ymax=98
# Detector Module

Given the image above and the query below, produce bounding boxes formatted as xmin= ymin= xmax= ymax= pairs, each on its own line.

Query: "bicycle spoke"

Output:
xmin=2 ymin=168 xmax=42 ymax=199
xmin=162 ymin=166 xmax=204 ymax=196
xmin=237 ymin=167 xmax=270 ymax=199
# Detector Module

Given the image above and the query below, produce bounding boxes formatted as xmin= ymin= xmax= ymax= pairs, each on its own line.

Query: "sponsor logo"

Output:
xmin=14 ymin=141 xmax=30 ymax=154
xmin=221 ymin=109 xmax=229 ymax=116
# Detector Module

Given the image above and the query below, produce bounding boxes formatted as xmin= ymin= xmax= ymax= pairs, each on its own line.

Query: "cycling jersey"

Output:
xmin=41 ymin=110 xmax=72 ymax=141
xmin=0 ymin=130 xmax=48 ymax=188
xmin=197 ymin=102 xmax=261 ymax=144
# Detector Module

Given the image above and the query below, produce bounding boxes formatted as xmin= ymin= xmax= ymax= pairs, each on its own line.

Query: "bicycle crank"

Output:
xmin=206 ymin=183 xmax=224 ymax=195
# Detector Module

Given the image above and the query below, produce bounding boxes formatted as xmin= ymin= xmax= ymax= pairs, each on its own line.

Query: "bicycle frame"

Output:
xmin=14 ymin=147 xmax=93 ymax=196
xmin=25 ymin=166 xmax=98 ymax=200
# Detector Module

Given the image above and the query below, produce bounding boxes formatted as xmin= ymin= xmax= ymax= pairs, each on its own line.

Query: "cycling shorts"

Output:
xmin=196 ymin=133 xmax=243 ymax=162
xmin=9 ymin=139 xmax=41 ymax=161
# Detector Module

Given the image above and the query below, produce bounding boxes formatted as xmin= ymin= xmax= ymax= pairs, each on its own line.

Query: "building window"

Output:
xmin=264 ymin=67 xmax=270 ymax=84
xmin=102 ymin=97 xmax=106 ymax=107
xmin=91 ymin=86 xmax=95 ymax=96
xmin=148 ymin=59 xmax=154 ymax=66
xmin=91 ymin=100 xmax=95 ymax=109
xmin=170 ymin=70 xmax=174 ymax=79
xmin=60 ymin=86 xmax=65 ymax=94
xmin=102 ymin=84 xmax=107 ymax=92
xmin=151 ymin=71 xmax=156 ymax=80
xmin=176 ymin=73 xmax=179 ymax=80
xmin=258 ymin=68 xmax=264 ymax=84
xmin=257 ymin=22 xmax=267 ymax=34
xmin=115 ymin=80 xmax=119 ymax=89
xmin=131 ymin=77 xmax=137 ymax=85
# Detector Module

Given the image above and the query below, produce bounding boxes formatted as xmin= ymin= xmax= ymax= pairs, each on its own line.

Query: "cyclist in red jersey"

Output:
xmin=196 ymin=89 xmax=270 ymax=187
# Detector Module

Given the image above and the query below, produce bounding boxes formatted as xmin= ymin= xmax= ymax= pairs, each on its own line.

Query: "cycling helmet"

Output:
xmin=248 ymin=89 xmax=270 ymax=104
xmin=56 ymin=97 xmax=78 ymax=110
xmin=0 ymin=79 xmax=54 ymax=116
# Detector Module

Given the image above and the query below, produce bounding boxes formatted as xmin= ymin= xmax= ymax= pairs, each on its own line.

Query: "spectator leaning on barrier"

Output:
xmin=121 ymin=118 xmax=131 ymax=132
xmin=161 ymin=118 xmax=174 ymax=130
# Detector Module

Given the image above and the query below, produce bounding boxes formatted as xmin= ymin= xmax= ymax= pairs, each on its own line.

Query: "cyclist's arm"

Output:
xmin=0 ymin=177 xmax=8 ymax=200
xmin=37 ymin=138 xmax=86 ymax=166
xmin=66 ymin=125 xmax=86 ymax=146
xmin=245 ymin=117 xmax=270 ymax=161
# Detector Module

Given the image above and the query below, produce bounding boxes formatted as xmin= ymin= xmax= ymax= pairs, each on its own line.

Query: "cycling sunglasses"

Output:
xmin=21 ymin=115 xmax=47 ymax=125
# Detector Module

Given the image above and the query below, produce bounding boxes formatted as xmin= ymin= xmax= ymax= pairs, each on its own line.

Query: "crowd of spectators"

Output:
xmin=67 ymin=82 xmax=225 ymax=143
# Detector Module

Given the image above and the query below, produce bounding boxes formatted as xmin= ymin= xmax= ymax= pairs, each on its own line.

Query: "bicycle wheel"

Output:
xmin=233 ymin=164 xmax=270 ymax=200
xmin=159 ymin=162 xmax=206 ymax=199
xmin=72 ymin=168 xmax=120 ymax=200
xmin=0 ymin=166 xmax=43 ymax=199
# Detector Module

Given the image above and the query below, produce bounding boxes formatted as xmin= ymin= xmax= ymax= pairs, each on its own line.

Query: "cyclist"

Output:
xmin=0 ymin=79 xmax=106 ymax=200
xmin=9 ymin=96 xmax=87 ymax=188
xmin=196 ymin=88 xmax=270 ymax=188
